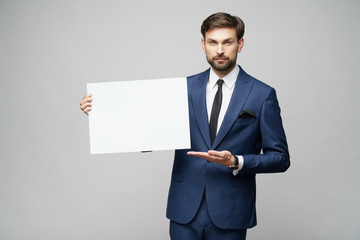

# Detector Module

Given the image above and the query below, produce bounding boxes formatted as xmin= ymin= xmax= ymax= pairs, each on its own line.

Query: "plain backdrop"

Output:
xmin=0 ymin=0 xmax=359 ymax=239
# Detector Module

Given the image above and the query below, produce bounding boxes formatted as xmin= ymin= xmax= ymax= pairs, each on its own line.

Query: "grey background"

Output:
xmin=0 ymin=0 xmax=359 ymax=239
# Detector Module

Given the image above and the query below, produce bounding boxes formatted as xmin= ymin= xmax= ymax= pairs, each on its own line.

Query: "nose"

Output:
xmin=216 ymin=44 xmax=224 ymax=55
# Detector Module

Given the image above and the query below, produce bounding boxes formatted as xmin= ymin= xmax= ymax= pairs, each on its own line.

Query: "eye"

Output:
xmin=209 ymin=41 xmax=216 ymax=45
xmin=225 ymin=41 xmax=232 ymax=45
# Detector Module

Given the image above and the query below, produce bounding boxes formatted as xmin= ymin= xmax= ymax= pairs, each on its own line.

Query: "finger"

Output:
xmin=80 ymin=93 xmax=93 ymax=103
xmin=209 ymin=150 xmax=233 ymax=159
xmin=83 ymin=93 xmax=92 ymax=98
xmin=80 ymin=97 xmax=93 ymax=106
xmin=188 ymin=152 xmax=222 ymax=162
xmin=187 ymin=151 xmax=223 ymax=161
xmin=187 ymin=151 xmax=212 ymax=161
xmin=208 ymin=150 xmax=226 ymax=157
xmin=187 ymin=151 xmax=209 ymax=157
xmin=80 ymin=102 xmax=92 ymax=110
xmin=208 ymin=150 xmax=233 ymax=163
xmin=83 ymin=107 xmax=92 ymax=115
xmin=208 ymin=155 xmax=226 ymax=162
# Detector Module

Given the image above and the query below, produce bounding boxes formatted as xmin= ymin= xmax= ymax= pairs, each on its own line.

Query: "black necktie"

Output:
xmin=209 ymin=79 xmax=224 ymax=144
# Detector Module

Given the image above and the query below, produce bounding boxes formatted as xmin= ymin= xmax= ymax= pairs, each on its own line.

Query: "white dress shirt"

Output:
xmin=206 ymin=65 xmax=244 ymax=175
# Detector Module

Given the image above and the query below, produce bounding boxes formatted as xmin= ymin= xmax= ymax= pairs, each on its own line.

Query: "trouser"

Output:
xmin=169 ymin=194 xmax=247 ymax=240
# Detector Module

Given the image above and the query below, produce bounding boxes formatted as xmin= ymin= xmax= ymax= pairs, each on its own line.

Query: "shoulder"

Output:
xmin=187 ymin=68 xmax=210 ymax=81
xmin=240 ymin=67 xmax=275 ymax=95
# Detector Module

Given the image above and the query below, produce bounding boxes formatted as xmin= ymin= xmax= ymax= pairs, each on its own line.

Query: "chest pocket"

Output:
xmin=235 ymin=117 xmax=257 ymax=124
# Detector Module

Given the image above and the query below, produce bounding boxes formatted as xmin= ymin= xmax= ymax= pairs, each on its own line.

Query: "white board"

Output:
xmin=87 ymin=78 xmax=190 ymax=154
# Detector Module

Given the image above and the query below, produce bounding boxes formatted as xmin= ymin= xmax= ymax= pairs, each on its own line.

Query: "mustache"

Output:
xmin=213 ymin=55 xmax=228 ymax=60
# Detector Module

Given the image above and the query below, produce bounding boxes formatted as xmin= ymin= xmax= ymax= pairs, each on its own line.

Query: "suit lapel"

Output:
xmin=212 ymin=67 xmax=254 ymax=149
xmin=191 ymin=69 xmax=212 ymax=149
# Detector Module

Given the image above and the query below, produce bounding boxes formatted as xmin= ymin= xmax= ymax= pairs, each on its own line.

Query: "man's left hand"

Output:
xmin=187 ymin=150 xmax=234 ymax=168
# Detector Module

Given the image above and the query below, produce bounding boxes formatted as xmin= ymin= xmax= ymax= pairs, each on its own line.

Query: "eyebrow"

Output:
xmin=207 ymin=38 xmax=234 ymax=43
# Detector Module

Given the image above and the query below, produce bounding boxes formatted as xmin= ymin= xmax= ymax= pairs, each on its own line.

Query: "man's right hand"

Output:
xmin=80 ymin=93 xmax=93 ymax=115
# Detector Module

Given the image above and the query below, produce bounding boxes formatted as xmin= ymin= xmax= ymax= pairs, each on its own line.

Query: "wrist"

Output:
xmin=228 ymin=155 xmax=239 ymax=170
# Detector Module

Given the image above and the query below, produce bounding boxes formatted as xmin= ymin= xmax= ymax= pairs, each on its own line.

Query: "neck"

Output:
xmin=212 ymin=64 xmax=236 ymax=79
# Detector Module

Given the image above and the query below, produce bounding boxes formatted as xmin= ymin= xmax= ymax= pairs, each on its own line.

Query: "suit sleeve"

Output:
xmin=241 ymin=88 xmax=290 ymax=174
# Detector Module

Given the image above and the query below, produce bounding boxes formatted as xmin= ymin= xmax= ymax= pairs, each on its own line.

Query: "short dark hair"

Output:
xmin=201 ymin=12 xmax=245 ymax=41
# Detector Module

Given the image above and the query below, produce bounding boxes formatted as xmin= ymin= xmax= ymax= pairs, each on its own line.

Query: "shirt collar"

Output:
xmin=209 ymin=65 xmax=239 ymax=90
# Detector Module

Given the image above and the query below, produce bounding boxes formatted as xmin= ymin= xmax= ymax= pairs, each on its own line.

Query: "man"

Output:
xmin=80 ymin=12 xmax=290 ymax=240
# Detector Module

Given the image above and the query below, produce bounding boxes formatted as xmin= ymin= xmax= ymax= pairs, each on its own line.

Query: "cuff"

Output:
xmin=232 ymin=155 xmax=244 ymax=176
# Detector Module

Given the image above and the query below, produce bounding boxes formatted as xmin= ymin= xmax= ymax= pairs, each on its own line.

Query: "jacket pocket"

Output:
xmin=171 ymin=170 xmax=184 ymax=182
xmin=232 ymin=177 xmax=255 ymax=188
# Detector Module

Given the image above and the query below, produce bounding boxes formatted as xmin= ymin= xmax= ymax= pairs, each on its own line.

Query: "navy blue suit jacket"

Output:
xmin=166 ymin=66 xmax=290 ymax=229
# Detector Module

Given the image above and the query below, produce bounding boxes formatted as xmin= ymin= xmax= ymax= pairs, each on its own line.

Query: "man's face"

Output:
xmin=201 ymin=27 xmax=244 ymax=76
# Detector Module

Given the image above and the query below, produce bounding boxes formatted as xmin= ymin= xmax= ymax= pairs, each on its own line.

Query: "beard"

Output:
xmin=207 ymin=55 xmax=237 ymax=72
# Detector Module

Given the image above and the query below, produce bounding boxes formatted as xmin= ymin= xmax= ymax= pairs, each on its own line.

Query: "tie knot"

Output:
xmin=217 ymin=79 xmax=224 ymax=87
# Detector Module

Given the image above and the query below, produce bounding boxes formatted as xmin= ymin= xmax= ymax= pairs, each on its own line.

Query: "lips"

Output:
xmin=214 ymin=57 xmax=228 ymax=63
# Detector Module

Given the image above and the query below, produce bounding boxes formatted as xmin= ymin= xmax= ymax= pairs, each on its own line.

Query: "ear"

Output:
xmin=237 ymin=38 xmax=244 ymax=53
xmin=201 ymin=38 xmax=206 ymax=53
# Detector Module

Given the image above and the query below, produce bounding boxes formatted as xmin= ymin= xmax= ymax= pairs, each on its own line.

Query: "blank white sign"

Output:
xmin=87 ymin=78 xmax=190 ymax=154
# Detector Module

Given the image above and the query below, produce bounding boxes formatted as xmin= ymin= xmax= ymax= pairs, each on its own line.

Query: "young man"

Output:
xmin=80 ymin=12 xmax=290 ymax=240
